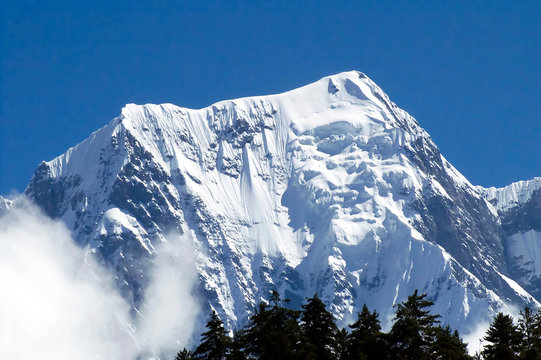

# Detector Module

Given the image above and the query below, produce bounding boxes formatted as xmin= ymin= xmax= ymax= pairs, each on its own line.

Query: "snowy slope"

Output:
xmin=481 ymin=179 xmax=541 ymax=299
xmin=483 ymin=178 xmax=541 ymax=213
xmin=25 ymin=71 xmax=537 ymax=338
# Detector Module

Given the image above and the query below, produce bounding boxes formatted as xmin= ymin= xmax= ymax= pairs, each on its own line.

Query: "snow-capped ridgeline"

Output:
xmin=24 ymin=71 xmax=538 ymax=338
xmin=479 ymin=178 xmax=541 ymax=300
xmin=483 ymin=177 xmax=541 ymax=213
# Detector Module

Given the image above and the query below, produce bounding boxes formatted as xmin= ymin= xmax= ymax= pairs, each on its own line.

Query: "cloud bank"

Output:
xmin=0 ymin=201 xmax=200 ymax=359
xmin=138 ymin=232 xmax=201 ymax=358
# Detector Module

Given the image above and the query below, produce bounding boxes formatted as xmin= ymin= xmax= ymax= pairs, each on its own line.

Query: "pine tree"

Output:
xmin=481 ymin=312 xmax=522 ymax=360
xmin=243 ymin=291 xmax=302 ymax=360
xmin=175 ymin=348 xmax=193 ymax=360
xmin=430 ymin=325 xmax=472 ymax=360
xmin=242 ymin=302 xmax=270 ymax=359
xmin=518 ymin=307 xmax=541 ymax=360
xmin=344 ymin=304 xmax=387 ymax=360
xmin=227 ymin=329 xmax=247 ymax=360
xmin=300 ymin=294 xmax=340 ymax=360
xmin=335 ymin=328 xmax=349 ymax=360
xmin=388 ymin=289 xmax=441 ymax=360
xmin=193 ymin=310 xmax=231 ymax=360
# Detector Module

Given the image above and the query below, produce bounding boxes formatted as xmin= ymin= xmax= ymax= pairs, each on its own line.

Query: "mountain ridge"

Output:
xmin=20 ymin=71 xmax=540 ymax=341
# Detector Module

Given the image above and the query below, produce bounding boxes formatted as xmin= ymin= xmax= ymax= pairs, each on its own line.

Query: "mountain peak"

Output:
xmin=114 ymin=70 xmax=418 ymax=154
xmin=118 ymin=70 xmax=378 ymax=124
xmin=24 ymin=71 xmax=539 ymax=344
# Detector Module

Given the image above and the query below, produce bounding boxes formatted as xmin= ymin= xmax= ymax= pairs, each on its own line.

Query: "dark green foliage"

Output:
xmin=193 ymin=311 xmax=231 ymax=360
xmin=430 ymin=325 xmax=472 ymax=360
xmin=242 ymin=291 xmax=302 ymax=360
xmin=176 ymin=290 xmax=541 ymax=360
xmin=344 ymin=304 xmax=387 ymax=360
xmin=518 ymin=307 xmax=541 ymax=360
xmin=481 ymin=312 xmax=522 ymax=360
xmin=388 ymin=289 xmax=441 ymax=360
xmin=175 ymin=348 xmax=193 ymax=360
xmin=227 ymin=329 xmax=247 ymax=360
xmin=335 ymin=328 xmax=349 ymax=360
xmin=300 ymin=294 xmax=340 ymax=360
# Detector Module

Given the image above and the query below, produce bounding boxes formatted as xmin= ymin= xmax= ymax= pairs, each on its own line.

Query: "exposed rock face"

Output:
xmin=24 ymin=71 xmax=538 ymax=336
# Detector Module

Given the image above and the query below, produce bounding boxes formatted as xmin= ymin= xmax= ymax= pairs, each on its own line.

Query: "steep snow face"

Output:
xmin=506 ymin=231 xmax=541 ymax=290
xmin=483 ymin=178 xmax=541 ymax=213
xmin=481 ymin=179 xmax=541 ymax=299
xmin=25 ymin=71 xmax=536 ymax=335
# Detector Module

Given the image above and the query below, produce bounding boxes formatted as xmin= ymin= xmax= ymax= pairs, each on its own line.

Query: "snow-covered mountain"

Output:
xmin=24 ymin=71 xmax=539 ymax=337
xmin=482 ymin=179 xmax=541 ymax=300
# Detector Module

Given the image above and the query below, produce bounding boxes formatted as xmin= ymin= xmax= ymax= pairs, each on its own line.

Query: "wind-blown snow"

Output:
xmin=0 ymin=196 xmax=11 ymax=216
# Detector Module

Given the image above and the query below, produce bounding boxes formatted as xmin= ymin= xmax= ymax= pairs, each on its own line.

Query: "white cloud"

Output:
xmin=0 ymin=201 xmax=200 ymax=359
xmin=0 ymin=201 xmax=138 ymax=359
xmin=463 ymin=320 xmax=490 ymax=356
xmin=138 ymin=231 xmax=201 ymax=358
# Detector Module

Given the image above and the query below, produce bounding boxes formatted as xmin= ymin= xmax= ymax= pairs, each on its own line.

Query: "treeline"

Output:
xmin=176 ymin=290 xmax=541 ymax=360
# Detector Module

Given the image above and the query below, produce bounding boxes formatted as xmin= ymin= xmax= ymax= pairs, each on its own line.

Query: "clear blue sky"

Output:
xmin=1 ymin=1 xmax=540 ymax=195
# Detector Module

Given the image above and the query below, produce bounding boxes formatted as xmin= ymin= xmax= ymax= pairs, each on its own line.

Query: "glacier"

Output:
xmin=21 ymin=71 xmax=541 ymax=342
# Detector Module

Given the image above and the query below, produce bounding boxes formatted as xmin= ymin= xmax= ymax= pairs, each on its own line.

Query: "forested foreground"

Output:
xmin=176 ymin=290 xmax=541 ymax=360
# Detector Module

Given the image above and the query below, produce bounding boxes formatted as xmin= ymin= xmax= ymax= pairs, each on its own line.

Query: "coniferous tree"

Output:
xmin=243 ymin=291 xmax=302 ymax=360
xmin=481 ymin=312 xmax=522 ymax=360
xmin=300 ymin=294 xmax=340 ymax=360
xmin=193 ymin=310 xmax=231 ymax=360
xmin=227 ymin=329 xmax=247 ymax=360
xmin=388 ymin=289 xmax=441 ymax=360
xmin=344 ymin=304 xmax=387 ymax=360
xmin=336 ymin=327 xmax=349 ymax=360
xmin=430 ymin=325 xmax=472 ymax=360
xmin=176 ymin=289 xmax=497 ymax=360
xmin=518 ymin=307 xmax=541 ymax=360
xmin=175 ymin=348 xmax=193 ymax=360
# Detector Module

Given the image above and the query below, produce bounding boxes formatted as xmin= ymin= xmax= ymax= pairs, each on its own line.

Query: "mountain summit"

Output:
xmin=25 ymin=71 xmax=539 ymax=336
